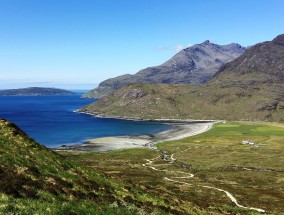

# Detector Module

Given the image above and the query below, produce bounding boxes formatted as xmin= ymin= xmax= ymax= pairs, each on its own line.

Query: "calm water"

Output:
xmin=0 ymin=95 xmax=171 ymax=147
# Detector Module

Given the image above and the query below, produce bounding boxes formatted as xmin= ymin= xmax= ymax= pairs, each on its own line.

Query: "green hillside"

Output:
xmin=80 ymin=83 xmax=284 ymax=122
xmin=0 ymin=118 xmax=186 ymax=215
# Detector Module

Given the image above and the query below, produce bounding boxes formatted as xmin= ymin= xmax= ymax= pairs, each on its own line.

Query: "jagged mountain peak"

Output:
xmin=201 ymin=40 xmax=211 ymax=45
xmin=272 ymin=34 xmax=284 ymax=45
xmin=83 ymin=40 xmax=246 ymax=98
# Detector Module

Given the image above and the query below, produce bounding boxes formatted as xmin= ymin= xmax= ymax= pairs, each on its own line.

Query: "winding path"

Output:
xmin=142 ymin=152 xmax=265 ymax=213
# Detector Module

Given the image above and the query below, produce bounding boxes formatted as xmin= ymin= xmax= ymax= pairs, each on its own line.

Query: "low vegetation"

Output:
xmin=1 ymin=118 xmax=283 ymax=214
xmin=80 ymin=83 xmax=284 ymax=122
xmin=64 ymin=121 xmax=284 ymax=214
xmin=0 ymin=119 xmax=181 ymax=214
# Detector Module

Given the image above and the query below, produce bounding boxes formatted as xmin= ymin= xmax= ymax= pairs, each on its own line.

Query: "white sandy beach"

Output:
xmin=55 ymin=121 xmax=216 ymax=152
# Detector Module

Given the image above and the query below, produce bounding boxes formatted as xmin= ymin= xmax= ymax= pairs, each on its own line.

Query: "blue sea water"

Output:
xmin=0 ymin=95 xmax=171 ymax=147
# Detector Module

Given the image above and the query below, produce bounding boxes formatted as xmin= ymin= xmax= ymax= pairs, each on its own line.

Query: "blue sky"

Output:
xmin=0 ymin=0 xmax=283 ymax=89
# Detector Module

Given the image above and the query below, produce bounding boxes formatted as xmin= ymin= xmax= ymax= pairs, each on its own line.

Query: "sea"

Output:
xmin=0 ymin=93 xmax=171 ymax=148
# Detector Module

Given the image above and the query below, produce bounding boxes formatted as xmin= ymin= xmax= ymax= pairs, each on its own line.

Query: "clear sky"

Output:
xmin=0 ymin=0 xmax=283 ymax=89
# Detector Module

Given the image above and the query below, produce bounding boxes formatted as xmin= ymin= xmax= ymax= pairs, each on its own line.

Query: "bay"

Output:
xmin=0 ymin=95 xmax=171 ymax=147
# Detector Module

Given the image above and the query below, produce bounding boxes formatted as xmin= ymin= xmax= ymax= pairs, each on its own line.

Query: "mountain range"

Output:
xmin=83 ymin=41 xmax=246 ymax=98
xmin=80 ymin=34 xmax=284 ymax=122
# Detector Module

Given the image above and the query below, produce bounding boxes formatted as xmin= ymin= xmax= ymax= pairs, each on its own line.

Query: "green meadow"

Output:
xmin=65 ymin=122 xmax=284 ymax=214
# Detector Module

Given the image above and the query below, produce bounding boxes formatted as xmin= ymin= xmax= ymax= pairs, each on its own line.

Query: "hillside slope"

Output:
xmin=80 ymin=35 xmax=284 ymax=122
xmin=0 ymin=118 xmax=205 ymax=214
xmin=84 ymin=41 xmax=245 ymax=98
xmin=210 ymin=34 xmax=284 ymax=86
xmin=80 ymin=83 xmax=283 ymax=122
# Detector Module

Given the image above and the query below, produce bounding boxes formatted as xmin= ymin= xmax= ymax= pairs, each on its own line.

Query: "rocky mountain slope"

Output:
xmin=0 ymin=87 xmax=76 ymax=96
xmin=210 ymin=34 xmax=284 ymax=86
xmin=84 ymin=41 xmax=246 ymax=98
xmin=80 ymin=35 xmax=284 ymax=122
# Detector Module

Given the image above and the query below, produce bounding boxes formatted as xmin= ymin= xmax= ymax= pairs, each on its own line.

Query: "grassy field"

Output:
xmin=63 ymin=122 xmax=284 ymax=214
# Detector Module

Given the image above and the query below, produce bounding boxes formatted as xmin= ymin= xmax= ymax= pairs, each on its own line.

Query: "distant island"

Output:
xmin=0 ymin=87 xmax=76 ymax=96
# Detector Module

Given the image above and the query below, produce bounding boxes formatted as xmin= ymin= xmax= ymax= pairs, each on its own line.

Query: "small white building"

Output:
xmin=242 ymin=140 xmax=256 ymax=145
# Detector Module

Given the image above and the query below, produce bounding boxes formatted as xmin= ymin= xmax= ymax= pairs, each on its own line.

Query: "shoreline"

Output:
xmin=75 ymin=109 xmax=218 ymax=123
xmin=54 ymin=116 xmax=217 ymax=152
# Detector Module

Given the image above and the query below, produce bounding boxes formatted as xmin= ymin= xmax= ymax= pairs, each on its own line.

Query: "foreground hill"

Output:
xmin=0 ymin=87 xmax=76 ymax=96
xmin=1 ymin=118 xmax=202 ymax=214
xmin=80 ymin=35 xmax=284 ymax=122
xmin=84 ymin=41 xmax=245 ymax=98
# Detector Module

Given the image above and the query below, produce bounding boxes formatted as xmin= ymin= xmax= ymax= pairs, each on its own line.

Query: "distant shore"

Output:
xmin=76 ymin=109 xmax=217 ymax=123
xmin=54 ymin=115 xmax=217 ymax=152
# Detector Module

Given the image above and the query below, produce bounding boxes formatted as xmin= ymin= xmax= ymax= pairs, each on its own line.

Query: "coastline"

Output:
xmin=54 ymin=114 xmax=217 ymax=152
xmin=75 ymin=109 xmax=218 ymax=123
